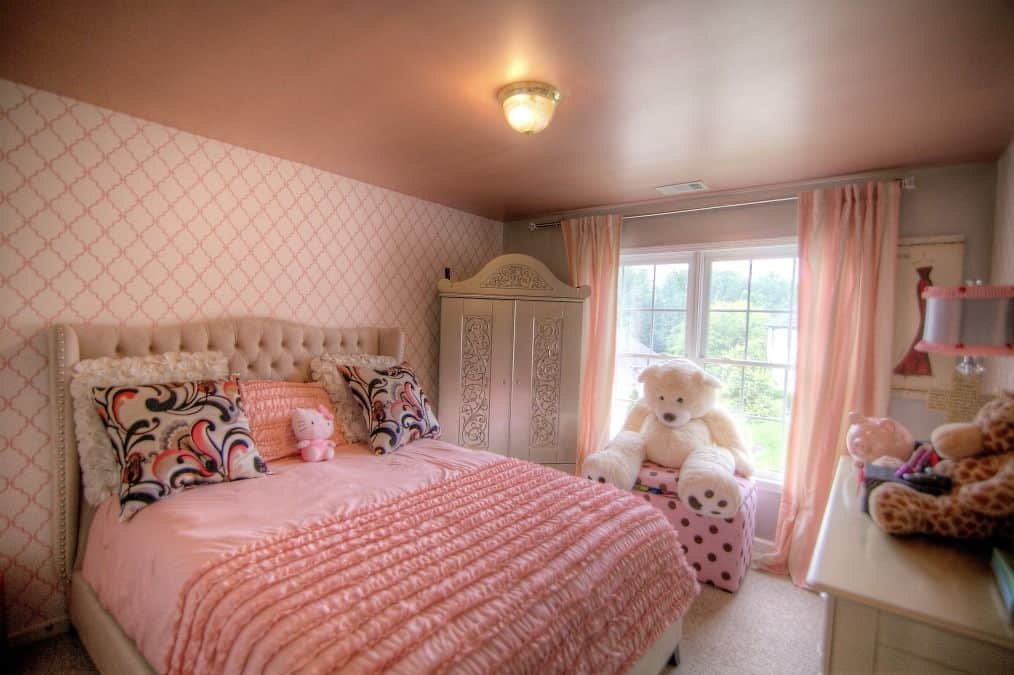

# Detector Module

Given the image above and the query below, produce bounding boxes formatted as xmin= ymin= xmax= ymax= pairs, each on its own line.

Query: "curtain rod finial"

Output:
xmin=902 ymin=176 xmax=916 ymax=190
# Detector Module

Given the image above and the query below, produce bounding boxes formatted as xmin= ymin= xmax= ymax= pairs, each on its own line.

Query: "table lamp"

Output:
xmin=916 ymin=283 xmax=1014 ymax=375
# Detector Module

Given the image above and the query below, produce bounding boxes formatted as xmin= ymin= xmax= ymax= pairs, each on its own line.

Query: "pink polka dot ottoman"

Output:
xmin=633 ymin=460 xmax=756 ymax=592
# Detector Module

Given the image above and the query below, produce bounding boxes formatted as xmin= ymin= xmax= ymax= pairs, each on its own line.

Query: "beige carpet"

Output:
xmin=11 ymin=571 xmax=822 ymax=675
xmin=9 ymin=632 xmax=97 ymax=675
xmin=669 ymin=570 xmax=824 ymax=675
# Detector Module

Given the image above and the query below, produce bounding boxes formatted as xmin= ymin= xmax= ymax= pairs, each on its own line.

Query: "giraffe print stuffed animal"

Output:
xmin=869 ymin=390 xmax=1013 ymax=540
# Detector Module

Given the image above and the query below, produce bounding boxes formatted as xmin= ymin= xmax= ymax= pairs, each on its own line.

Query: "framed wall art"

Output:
xmin=891 ymin=235 xmax=965 ymax=399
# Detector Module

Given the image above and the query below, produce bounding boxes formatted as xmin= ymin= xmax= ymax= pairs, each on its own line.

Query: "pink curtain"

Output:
xmin=758 ymin=181 xmax=900 ymax=585
xmin=561 ymin=214 xmax=623 ymax=473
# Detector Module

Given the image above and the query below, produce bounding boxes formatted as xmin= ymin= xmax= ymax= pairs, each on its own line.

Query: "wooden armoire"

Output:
xmin=438 ymin=254 xmax=589 ymax=472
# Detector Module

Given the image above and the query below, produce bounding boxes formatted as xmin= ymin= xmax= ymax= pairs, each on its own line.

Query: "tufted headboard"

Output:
xmin=48 ymin=317 xmax=404 ymax=584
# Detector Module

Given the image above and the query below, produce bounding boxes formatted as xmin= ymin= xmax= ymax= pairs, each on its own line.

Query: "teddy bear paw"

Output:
xmin=582 ymin=447 xmax=641 ymax=490
xmin=677 ymin=473 xmax=741 ymax=519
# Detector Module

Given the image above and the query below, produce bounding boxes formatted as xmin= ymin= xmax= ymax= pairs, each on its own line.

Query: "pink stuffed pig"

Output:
xmin=845 ymin=412 xmax=914 ymax=465
xmin=292 ymin=405 xmax=336 ymax=462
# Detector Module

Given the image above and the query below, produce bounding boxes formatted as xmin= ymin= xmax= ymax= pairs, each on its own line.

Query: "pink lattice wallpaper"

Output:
xmin=0 ymin=79 xmax=501 ymax=639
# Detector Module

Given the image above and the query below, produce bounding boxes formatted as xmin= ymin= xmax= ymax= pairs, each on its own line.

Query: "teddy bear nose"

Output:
xmin=663 ymin=413 xmax=676 ymax=422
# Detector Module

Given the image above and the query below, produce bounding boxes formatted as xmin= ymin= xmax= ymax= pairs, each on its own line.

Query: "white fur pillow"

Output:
xmin=70 ymin=351 xmax=229 ymax=506
xmin=310 ymin=353 xmax=398 ymax=443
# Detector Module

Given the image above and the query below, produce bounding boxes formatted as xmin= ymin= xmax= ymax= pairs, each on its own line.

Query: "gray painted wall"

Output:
xmin=887 ymin=163 xmax=996 ymax=438
xmin=986 ymin=142 xmax=1013 ymax=393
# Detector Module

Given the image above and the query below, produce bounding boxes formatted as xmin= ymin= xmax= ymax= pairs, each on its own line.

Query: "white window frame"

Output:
xmin=615 ymin=238 xmax=797 ymax=486
xmin=615 ymin=250 xmax=697 ymax=360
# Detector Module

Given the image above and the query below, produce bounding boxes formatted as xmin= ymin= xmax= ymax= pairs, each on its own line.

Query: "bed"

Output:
xmin=49 ymin=317 xmax=696 ymax=674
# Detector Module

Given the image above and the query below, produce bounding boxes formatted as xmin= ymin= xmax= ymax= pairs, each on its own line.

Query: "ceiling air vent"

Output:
xmin=655 ymin=181 xmax=708 ymax=196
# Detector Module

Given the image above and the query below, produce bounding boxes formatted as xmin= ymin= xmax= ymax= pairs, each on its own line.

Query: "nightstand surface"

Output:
xmin=807 ymin=457 xmax=1014 ymax=649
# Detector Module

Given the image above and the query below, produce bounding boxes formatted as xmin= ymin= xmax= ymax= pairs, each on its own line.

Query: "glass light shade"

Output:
xmin=498 ymin=81 xmax=561 ymax=135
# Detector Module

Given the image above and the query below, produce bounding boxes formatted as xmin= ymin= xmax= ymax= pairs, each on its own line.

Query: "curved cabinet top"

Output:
xmin=439 ymin=254 xmax=590 ymax=302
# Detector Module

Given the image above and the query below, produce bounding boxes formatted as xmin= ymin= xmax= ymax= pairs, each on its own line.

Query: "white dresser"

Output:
xmin=807 ymin=458 xmax=1014 ymax=674
xmin=437 ymin=254 xmax=589 ymax=472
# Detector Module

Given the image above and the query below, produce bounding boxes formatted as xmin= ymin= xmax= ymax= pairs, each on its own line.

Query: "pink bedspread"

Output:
xmin=82 ymin=441 xmax=697 ymax=674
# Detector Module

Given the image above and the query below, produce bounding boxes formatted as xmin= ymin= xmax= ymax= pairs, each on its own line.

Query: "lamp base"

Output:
xmin=955 ymin=356 xmax=985 ymax=377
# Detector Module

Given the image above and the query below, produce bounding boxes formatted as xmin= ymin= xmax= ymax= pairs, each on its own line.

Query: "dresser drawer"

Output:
xmin=874 ymin=644 xmax=965 ymax=674
xmin=876 ymin=612 xmax=1013 ymax=674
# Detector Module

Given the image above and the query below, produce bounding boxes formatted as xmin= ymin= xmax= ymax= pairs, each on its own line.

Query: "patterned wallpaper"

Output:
xmin=0 ymin=79 xmax=502 ymax=638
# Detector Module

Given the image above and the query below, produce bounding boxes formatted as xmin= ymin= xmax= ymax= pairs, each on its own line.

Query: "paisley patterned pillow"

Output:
xmin=70 ymin=350 xmax=229 ymax=507
xmin=336 ymin=363 xmax=440 ymax=455
xmin=92 ymin=378 xmax=268 ymax=520
xmin=309 ymin=353 xmax=399 ymax=443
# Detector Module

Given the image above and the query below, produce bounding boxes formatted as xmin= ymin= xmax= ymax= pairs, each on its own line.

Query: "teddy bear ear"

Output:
xmin=637 ymin=364 xmax=660 ymax=384
xmin=692 ymin=370 xmax=721 ymax=388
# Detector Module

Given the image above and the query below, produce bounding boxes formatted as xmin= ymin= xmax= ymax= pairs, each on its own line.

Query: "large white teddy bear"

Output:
xmin=584 ymin=359 xmax=754 ymax=519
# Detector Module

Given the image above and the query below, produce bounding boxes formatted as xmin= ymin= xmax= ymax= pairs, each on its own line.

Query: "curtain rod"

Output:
xmin=528 ymin=196 xmax=796 ymax=231
xmin=527 ymin=175 xmax=915 ymax=231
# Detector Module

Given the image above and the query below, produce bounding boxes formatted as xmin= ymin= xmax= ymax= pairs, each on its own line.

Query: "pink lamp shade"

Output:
xmin=915 ymin=285 xmax=1014 ymax=356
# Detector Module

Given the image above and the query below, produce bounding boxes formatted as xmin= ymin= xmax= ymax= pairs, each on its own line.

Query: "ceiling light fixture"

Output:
xmin=498 ymin=81 xmax=561 ymax=135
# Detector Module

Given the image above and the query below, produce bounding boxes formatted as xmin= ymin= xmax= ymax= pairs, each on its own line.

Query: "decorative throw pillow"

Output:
xmin=239 ymin=380 xmax=345 ymax=461
xmin=309 ymin=353 xmax=398 ymax=443
xmin=336 ymin=363 xmax=440 ymax=455
xmin=70 ymin=351 xmax=229 ymax=506
xmin=92 ymin=378 xmax=268 ymax=520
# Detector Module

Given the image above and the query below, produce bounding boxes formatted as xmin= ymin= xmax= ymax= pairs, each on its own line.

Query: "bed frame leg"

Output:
xmin=667 ymin=645 xmax=680 ymax=668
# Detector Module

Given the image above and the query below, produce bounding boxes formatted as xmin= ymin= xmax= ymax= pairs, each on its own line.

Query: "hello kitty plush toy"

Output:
xmin=292 ymin=405 xmax=336 ymax=462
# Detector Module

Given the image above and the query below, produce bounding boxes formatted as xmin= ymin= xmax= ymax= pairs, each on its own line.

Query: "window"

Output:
xmin=612 ymin=244 xmax=798 ymax=478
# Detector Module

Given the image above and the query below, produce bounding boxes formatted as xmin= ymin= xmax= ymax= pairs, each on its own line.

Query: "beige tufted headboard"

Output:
xmin=48 ymin=317 xmax=404 ymax=584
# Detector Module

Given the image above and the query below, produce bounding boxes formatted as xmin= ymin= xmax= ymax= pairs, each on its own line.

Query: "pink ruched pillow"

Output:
xmin=240 ymin=380 xmax=345 ymax=461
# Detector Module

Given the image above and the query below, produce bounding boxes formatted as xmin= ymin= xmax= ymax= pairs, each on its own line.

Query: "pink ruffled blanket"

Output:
xmin=164 ymin=457 xmax=697 ymax=674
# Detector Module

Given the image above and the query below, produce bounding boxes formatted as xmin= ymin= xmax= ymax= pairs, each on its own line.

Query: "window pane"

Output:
xmin=611 ymin=356 xmax=649 ymax=437
xmin=749 ymin=258 xmax=794 ymax=310
xmin=651 ymin=310 xmax=686 ymax=356
xmin=614 ymin=356 xmax=648 ymax=402
xmin=619 ymin=265 xmax=654 ymax=309
xmin=610 ymin=398 xmax=641 ymax=438
xmin=747 ymin=311 xmax=792 ymax=363
xmin=743 ymin=365 xmax=785 ymax=418
xmin=786 ymin=367 xmax=796 ymax=414
xmin=787 ymin=313 xmax=798 ymax=366
xmin=618 ymin=310 xmax=653 ymax=354
xmin=746 ymin=418 xmax=786 ymax=474
xmin=615 ymin=250 xmax=798 ymax=479
xmin=704 ymin=363 xmax=744 ymax=414
xmin=706 ymin=310 xmax=746 ymax=359
xmin=653 ymin=264 xmax=688 ymax=309
xmin=709 ymin=260 xmax=749 ymax=308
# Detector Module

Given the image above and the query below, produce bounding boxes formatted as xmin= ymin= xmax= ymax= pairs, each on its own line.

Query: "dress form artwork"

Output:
xmin=893 ymin=265 xmax=933 ymax=376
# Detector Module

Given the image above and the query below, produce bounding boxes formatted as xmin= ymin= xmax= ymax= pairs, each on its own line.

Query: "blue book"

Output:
xmin=991 ymin=547 xmax=1014 ymax=621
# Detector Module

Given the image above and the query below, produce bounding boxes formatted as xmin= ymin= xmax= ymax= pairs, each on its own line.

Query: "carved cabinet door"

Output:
xmin=438 ymin=297 xmax=514 ymax=453
xmin=508 ymin=300 xmax=582 ymax=464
